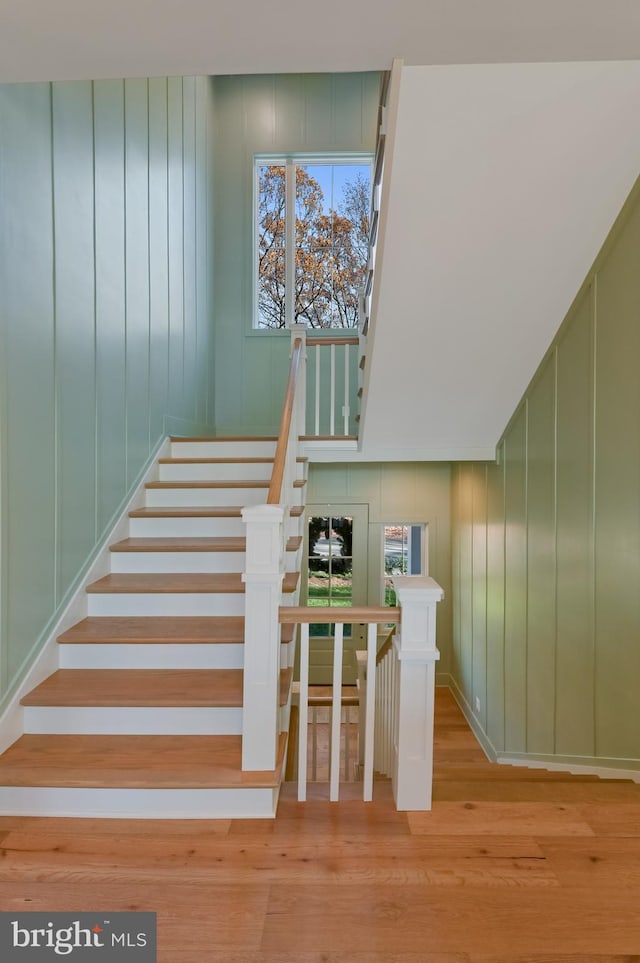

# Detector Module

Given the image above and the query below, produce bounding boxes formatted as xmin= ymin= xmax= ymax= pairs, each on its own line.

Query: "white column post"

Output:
xmin=241 ymin=504 xmax=285 ymax=771
xmin=391 ymin=575 xmax=444 ymax=810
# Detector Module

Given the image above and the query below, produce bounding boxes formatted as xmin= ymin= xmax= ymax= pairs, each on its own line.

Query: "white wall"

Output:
xmin=361 ymin=60 xmax=640 ymax=460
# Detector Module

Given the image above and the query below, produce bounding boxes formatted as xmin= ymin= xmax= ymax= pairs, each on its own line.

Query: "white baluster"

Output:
xmin=330 ymin=343 xmax=336 ymax=436
xmin=329 ymin=623 xmax=343 ymax=801
xmin=343 ymin=343 xmax=350 ymax=435
xmin=314 ymin=344 xmax=321 ymax=437
xmin=363 ymin=623 xmax=377 ymax=801
xmin=298 ymin=623 xmax=310 ymax=801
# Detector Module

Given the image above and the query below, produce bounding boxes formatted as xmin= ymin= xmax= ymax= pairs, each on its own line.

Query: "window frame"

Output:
xmin=253 ymin=152 xmax=374 ymax=331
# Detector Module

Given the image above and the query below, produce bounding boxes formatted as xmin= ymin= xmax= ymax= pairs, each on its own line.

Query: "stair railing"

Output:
xmin=303 ymin=334 xmax=359 ymax=439
xmin=281 ymin=574 xmax=444 ymax=810
xmin=241 ymin=325 xmax=306 ymax=772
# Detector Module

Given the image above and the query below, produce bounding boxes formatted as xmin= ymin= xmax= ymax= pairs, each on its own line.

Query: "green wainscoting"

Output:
xmin=0 ymin=77 xmax=215 ymax=703
xmin=211 ymin=72 xmax=380 ymax=436
xmin=451 ymin=177 xmax=640 ymax=771
xmin=308 ymin=461 xmax=452 ymax=676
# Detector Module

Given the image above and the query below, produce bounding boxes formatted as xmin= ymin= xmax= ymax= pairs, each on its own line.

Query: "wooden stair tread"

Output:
xmin=129 ymin=506 xmax=244 ymax=518
xmin=158 ymin=456 xmax=307 ymax=464
xmin=145 ymin=479 xmax=306 ymax=489
xmin=170 ymin=436 xmax=278 ymax=442
xmin=0 ymin=733 xmax=287 ymax=789
xmin=109 ymin=536 xmax=302 ymax=553
xmin=129 ymin=506 xmax=304 ymax=519
xmin=299 ymin=435 xmax=358 ymax=442
xmin=86 ymin=572 xmax=299 ymax=594
xmin=160 ymin=457 xmax=275 ymax=464
xmin=56 ymin=617 xmax=294 ymax=645
xmin=21 ymin=668 xmax=293 ymax=708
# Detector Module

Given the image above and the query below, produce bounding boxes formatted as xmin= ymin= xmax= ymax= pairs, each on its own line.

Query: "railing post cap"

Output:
xmin=242 ymin=504 xmax=285 ymax=522
xmin=393 ymin=575 xmax=444 ymax=604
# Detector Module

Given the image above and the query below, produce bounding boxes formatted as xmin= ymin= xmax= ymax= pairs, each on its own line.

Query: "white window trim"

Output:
xmin=253 ymin=152 xmax=374 ymax=331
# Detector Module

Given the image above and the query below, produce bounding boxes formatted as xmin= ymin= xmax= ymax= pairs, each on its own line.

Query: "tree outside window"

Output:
xmin=256 ymin=159 xmax=371 ymax=329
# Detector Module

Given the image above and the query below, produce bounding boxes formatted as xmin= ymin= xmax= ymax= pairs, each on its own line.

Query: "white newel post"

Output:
xmin=241 ymin=504 xmax=285 ymax=771
xmin=392 ymin=575 xmax=444 ymax=810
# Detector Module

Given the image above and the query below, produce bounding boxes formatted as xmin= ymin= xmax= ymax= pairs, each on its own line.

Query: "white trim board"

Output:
xmin=0 ymin=435 xmax=171 ymax=755
xmin=445 ymin=677 xmax=640 ymax=784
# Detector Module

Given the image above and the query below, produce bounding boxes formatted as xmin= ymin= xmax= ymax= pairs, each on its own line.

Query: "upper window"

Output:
xmin=255 ymin=156 xmax=372 ymax=329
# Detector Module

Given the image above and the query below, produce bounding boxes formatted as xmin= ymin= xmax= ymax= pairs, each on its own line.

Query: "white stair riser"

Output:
xmin=111 ymin=551 xmax=298 ymax=574
xmin=159 ymin=462 xmax=273 ymax=482
xmin=23 ymin=706 xmax=243 ymax=736
xmin=59 ymin=643 xmax=244 ymax=670
xmin=0 ymin=786 xmax=279 ymax=819
xmin=145 ymin=488 xmax=266 ymax=508
xmin=87 ymin=594 xmax=245 ymax=618
xmin=171 ymin=441 xmax=276 ymax=458
xmin=128 ymin=517 xmax=246 ymax=537
xmin=110 ymin=552 xmax=247 ymax=574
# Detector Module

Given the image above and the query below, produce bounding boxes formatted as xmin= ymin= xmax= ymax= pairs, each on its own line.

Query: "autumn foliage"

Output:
xmin=257 ymin=165 xmax=369 ymax=329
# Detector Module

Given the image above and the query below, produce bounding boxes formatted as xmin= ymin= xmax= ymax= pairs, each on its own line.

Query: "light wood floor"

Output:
xmin=1 ymin=688 xmax=639 ymax=961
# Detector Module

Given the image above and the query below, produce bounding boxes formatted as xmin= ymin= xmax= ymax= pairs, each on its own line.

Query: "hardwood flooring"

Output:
xmin=1 ymin=688 xmax=639 ymax=961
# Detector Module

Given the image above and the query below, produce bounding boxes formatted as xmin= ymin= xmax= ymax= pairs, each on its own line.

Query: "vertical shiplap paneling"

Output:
xmin=503 ymin=407 xmax=528 ymax=753
xmin=303 ymin=75 xmax=334 ymax=147
xmin=94 ymin=80 xmax=127 ymax=533
xmin=0 ymin=76 xmax=215 ymax=706
xmin=273 ymin=74 xmax=303 ymax=146
xmin=182 ymin=77 xmax=198 ymax=424
xmin=52 ymin=81 xmax=97 ymax=602
xmin=486 ymin=445 xmax=506 ymax=751
xmin=308 ymin=462 xmax=452 ymax=668
xmin=167 ymin=77 xmax=185 ymax=417
xmin=594 ymin=200 xmax=640 ymax=761
xmin=457 ymin=465 xmax=473 ymax=701
xmin=471 ymin=463 xmax=488 ymax=731
xmin=450 ymin=467 xmax=462 ymax=684
xmin=333 ymin=73 xmax=377 ymax=148
xmin=0 ymin=84 xmax=56 ymax=681
xmin=194 ymin=77 xmax=211 ymax=426
xmin=212 ymin=73 xmax=380 ymax=435
xmin=124 ymin=79 xmax=151 ymax=485
xmin=525 ymin=354 xmax=557 ymax=754
xmin=555 ymin=287 xmax=595 ymax=755
xmin=148 ymin=78 xmax=170 ymax=444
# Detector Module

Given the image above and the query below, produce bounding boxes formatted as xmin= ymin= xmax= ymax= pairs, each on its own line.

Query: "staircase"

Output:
xmin=0 ymin=436 xmax=305 ymax=819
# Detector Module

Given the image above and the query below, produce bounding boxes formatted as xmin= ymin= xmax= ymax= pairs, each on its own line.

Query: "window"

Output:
xmin=383 ymin=524 xmax=428 ymax=606
xmin=255 ymin=156 xmax=372 ymax=329
xmin=307 ymin=515 xmax=354 ymax=637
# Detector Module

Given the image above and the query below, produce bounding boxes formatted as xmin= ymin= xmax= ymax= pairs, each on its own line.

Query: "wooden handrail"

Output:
xmin=267 ymin=337 xmax=303 ymax=505
xmin=306 ymin=335 xmax=359 ymax=347
xmin=279 ymin=605 xmax=400 ymax=624
xmin=376 ymin=625 xmax=396 ymax=666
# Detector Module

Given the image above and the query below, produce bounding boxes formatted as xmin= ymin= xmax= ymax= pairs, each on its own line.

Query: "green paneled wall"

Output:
xmin=0 ymin=77 xmax=215 ymax=703
xmin=211 ymin=72 xmax=380 ymax=436
xmin=308 ymin=462 xmax=452 ymax=676
xmin=451 ymin=177 xmax=640 ymax=771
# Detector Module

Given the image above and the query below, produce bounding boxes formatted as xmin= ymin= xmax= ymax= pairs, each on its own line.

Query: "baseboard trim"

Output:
xmin=444 ymin=676 xmax=497 ymax=763
xmin=0 ymin=435 xmax=171 ymax=751
xmin=497 ymin=753 xmax=640 ymax=783
xmin=444 ymin=676 xmax=640 ymax=783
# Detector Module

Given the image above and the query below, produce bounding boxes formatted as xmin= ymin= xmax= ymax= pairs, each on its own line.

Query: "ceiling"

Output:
xmin=2 ymin=0 xmax=640 ymax=83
